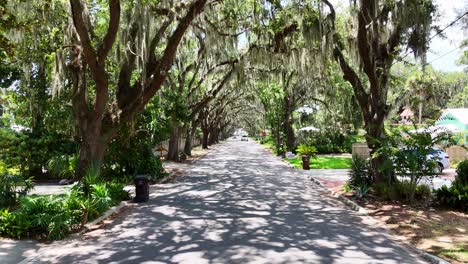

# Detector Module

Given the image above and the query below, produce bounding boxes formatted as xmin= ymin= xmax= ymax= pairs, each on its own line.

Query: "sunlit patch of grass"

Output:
xmin=439 ymin=247 xmax=468 ymax=263
xmin=285 ymin=156 xmax=352 ymax=169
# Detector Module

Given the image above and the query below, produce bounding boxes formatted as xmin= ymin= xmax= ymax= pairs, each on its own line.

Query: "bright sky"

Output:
xmin=330 ymin=0 xmax=468 ymax=72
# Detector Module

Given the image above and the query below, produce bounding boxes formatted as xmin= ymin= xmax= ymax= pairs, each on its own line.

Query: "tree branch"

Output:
xmin=97 ymin=0 xmax=120 ymax=64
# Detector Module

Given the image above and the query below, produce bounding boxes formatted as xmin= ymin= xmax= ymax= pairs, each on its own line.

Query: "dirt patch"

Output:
xmin=346 ymin=194 xmax=468 ymax=263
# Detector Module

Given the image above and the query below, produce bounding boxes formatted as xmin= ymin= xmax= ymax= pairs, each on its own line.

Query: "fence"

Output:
xmin=352 ymin=143 xmax=370 ymax=159
xmin=352 ymin=142 xmax=468 ymax=163
xmin=445 ymin=146 xmax=468 ymax=163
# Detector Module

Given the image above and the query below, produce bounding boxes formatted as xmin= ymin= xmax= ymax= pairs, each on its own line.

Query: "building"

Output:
xmin=436 ymin=108 xmax=468 ymax=145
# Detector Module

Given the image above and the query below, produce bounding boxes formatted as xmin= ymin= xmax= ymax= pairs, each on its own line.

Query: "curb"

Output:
xmin=18 ymin=200 xmax=134 ymax=264
xmin=308 ymin=176 xmax=448 ymax=264
xmin=82 ymin=200 xmax=133 ymax=232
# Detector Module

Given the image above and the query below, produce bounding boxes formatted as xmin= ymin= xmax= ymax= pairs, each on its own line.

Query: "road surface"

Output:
xmin=15 ymin=139 xmax=426 ymax=264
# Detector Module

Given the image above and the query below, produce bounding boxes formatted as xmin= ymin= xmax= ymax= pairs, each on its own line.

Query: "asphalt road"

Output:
xmin=19 ymin=139 xmax=426 ymax=264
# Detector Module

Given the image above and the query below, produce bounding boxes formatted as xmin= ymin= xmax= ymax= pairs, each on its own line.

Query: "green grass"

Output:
xmin=439 ymin=247 xmax=468 ymax=263
xmin=284 ymin=156 xmax=352 ymax=169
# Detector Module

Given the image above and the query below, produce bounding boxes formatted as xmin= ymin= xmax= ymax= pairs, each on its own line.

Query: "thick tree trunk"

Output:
xmin=284 ymin=116 xmax=295 ymax=151
xmin=283 ymin=96 xmax=295 ymax=151
xmin=363 ymin=108 xmax=389 ymax=184
xmin=167 ymin=126 xmax=181 ymax=161
xmin=202 ymin=129 xmax=209 ymax=149
xmin=76 ymin=130 xmax=110 ymax=179
xmin=184 ymin=126 xmax=195 ymax=156
xmin=208 ymin=128 xmax=218 ymax=146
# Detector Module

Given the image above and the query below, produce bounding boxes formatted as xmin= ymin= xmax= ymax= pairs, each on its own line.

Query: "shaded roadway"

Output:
xmin=19 ymin=139 xmax=426 ymax=263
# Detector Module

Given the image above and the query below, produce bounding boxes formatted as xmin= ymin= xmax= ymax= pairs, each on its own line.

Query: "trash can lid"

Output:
xmin=134 ymin=175 xmax=149 ymax=180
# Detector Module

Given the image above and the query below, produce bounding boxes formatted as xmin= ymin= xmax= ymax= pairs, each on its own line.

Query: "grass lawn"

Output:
xmin=285 ymin=156 xmax=352 ymax=169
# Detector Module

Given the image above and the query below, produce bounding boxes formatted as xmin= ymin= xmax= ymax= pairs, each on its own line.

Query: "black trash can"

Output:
xmin=133 ymin=175 xmax=149 ymax=203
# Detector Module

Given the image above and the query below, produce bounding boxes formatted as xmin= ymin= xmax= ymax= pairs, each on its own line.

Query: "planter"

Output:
xmin=302 ymin=155 xmax=310 ymax=170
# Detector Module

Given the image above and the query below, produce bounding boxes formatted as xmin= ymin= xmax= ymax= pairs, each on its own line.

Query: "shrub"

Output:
xmin=347 ymin=156 xmax=373 ymax=199
xmin=47 ymin=154 xmax=77 ymax=180
xmin=103 ymin=133 xmax=166 ymax=182
xmin=296 ymin=144 xmax=317 ymax=157
xmin=0 ymin=173 xmax=129 ymax=240
xmin=0 ymin=128 xmax=77 ymax=180
xmin=348 ymin=155 xmax=373 ymax=189
xmin=415 ymin=184 xmax=432 ymax=200
xmin=0 ymin=173 xmax=34 ymax=208
xmin=0 ymin=209 xmax=30 ymax=239
xmin=434 ymin=161 xmax=468 ymax=211
xmin=379 ymin=125 xmax=453 ymax=202
xmin=435 ymin=185 xmax=468 ymax=211
xmin=455 ymin=160 xmax=468 ymax=187
xmin=18 ymin=195 xmax=78 ymax=240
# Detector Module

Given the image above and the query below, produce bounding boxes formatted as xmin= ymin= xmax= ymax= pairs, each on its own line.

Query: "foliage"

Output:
xmin=375 ymin=125 xmax=453 ymax=202
xmin=301 ymin=131 xmax=363 ymax=154
xmin=353 ymin=183 xmax=371 ymax=200
xmin=103 ymin=130 xmax=167 ymax=182
xmin=454 ymin=160 xmax=468 ymax=187
xmin=434 ymin=160 xmax=468 ymax=211
xmin=0 ymin=177 xmax=130 ymax=240
xmin=347 ymin=155 xmax=373 ymax=190
xmin=296 ymin=144 xmax=317 ymax=157
xmin=434 ymin=185 xmax=468 ymax=211
xmin=0 ymin=173 xmax=33 ymax=208
xmin=47 ymin=154 xmax=77 ymax=180
xmin=0 ymin=128 xmax=77 ymax=180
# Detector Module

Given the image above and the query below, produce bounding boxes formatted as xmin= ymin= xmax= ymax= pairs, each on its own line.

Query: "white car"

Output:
xmin=241 ymin=135 xmax=248 ymax=141
xmin=429 ymin=148 xmax=450 ymax=174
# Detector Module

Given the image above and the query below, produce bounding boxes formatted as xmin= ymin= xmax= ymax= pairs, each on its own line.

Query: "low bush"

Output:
xmin=0 ymin=173 xmax=34 ymax=208
xmin=347 ymin=155 xmax=373 ymax=189
xmin=455 ymin=160 xmax=468 ymax=187
xmin=0 ymin=176 xmax=130 ymax=240
xmin=302 ymin=131 xmax=363 ymax=154
xmin=415 ymin=184 xmax=432 ymax=200
xmin=434 ymin=160 xmax=468 ymax=211
xmin=0 ymin=128 xmax=77 ymax=180
xmin=103 ymin=133 xmax=166 ymax=182
xmin=47 ymin=154 xmax=77 ymax=180
xmin=347 ymin=155 xmax=373 ymax=199
xmin=435 ymin=185 xmax=468 ymax=211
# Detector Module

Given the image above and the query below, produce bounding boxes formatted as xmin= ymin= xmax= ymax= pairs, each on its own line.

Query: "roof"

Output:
xmin=400 ymin=107 xmax=414 ymax=117
xmin=439 ymin=108 xmax=468 ymax=125
xmin=298 ymin=126 xmax=320 ymax=132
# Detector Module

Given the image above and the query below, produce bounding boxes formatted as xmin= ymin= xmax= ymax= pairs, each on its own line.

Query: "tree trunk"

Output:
xmin=208 ymin=128 xmax=216 ymax=146
xmin=363 ymin=109 xmax=388 ymax=184
xmin=283 ymin=95 xmax=295 ymax=151
xmin=284 ymin=115 xmax=295 ymax=151
xmin=184 ymin=126 xmax=195 ymax=156
xmin=167 ymin=126 xmax=180 ymax=161
xmin=75 ymin=130 xmax=110 ymax=179
xmin=202 ymin=129 xmax=209 ymax=149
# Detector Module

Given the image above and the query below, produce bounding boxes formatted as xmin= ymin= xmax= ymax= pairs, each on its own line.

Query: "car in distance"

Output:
xmin=429 ymin=147 xmax=450 ymax=174
xmin=241 ymin=135 xmax=248 ymax=141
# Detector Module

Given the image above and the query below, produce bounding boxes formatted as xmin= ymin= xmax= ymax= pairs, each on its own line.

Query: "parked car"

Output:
xmin=241 ymin=135 xmax=248 ymax=141
xmin=429 ymin=147 xmax=450 ymax=174
xmin=394 ymin=147 xmax=450 ymax=175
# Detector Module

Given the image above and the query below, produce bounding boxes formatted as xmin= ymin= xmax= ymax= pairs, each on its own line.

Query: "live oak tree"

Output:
xmin=65 ymin=0 xmax=209 ymax=177
xmin=322 ymin=0 xmax=437 ymax=183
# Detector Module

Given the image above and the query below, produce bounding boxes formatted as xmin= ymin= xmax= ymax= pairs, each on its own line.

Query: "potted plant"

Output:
xmin=297 ymin=144 xmax=317 ymax=170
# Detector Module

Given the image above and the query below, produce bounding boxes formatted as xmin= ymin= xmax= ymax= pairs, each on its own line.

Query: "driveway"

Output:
xmin=12 ymin=139 xmax=426 ymax=264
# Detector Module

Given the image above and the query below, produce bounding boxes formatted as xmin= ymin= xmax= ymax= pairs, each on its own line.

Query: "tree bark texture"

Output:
xmin=68 ymin=0 xmax=208 ymax=177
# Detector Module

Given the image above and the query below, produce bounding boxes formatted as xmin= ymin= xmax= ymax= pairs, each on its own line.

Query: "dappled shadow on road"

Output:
xmin=30 ymin=140 xmax=423 ymax=264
